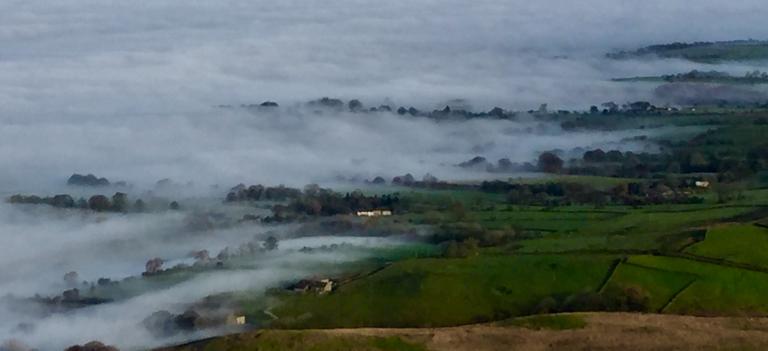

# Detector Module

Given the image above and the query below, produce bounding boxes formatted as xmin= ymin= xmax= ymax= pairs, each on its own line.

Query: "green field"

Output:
xmin=270 ymin=255 xmax=617 ymax=328
xmin=686 ymin=224 xmax=768 ymax=268
xmin=255 ymin=174 xmax=768 ymax=323
xmin=252 ymin=183 xmax=768 ymax=329
xmin=625 ymin=255 xmax=768 ymax=315
xmin=600 ymin=261 xmax=696 ymax=311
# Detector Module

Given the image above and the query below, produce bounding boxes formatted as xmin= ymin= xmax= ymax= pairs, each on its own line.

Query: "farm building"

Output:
xmin=226 ymin=314 xmax=247 ymax=325
xmin=290 ymin=278 xmax=336 ymax=294
xmin=356 ymin=209 xmax=392 ymax=217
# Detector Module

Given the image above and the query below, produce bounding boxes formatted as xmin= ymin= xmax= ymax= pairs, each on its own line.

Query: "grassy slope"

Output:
xmin=159 ymin=313 xmax=768 ymax=351
xmin=166 ymin=331 xmax=426 ymax=351
xmin=600 ymin=261 xmax=696 ymax=311
xmin=517 ymin=206 xmax=756 ymax=252
xmin=499 ymin=314 xmax=587 ymax=330
xmin=611 ymin=41 xmax=768 ymax=63
xmin=268 ymin=182 xmax=768 ymax=327
xmin=271 ymin=255 xmax=616 ymax=328
xmin=627 ymin=255 xmax=768 ymax=315
xmin=686 ymin=224 xmax=768 ymax=268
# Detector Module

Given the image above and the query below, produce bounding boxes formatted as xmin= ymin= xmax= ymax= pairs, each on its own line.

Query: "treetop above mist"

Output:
xmin=220 ymin=96 xmax=517 ymax=121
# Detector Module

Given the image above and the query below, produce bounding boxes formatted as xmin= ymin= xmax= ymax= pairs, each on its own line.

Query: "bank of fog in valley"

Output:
xmin=1 ymin=101 xmax=670 ymax=193
xmin=0 ymin=198 xmax=408 ymax=350
xmin=0 ymin=98 xmax=687 ymax=350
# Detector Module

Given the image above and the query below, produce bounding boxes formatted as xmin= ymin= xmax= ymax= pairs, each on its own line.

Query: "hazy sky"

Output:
xmin=1 ymin=0 xmax=766 ymax=115
xmin=1 ymin=0 xmax=765 ymax=191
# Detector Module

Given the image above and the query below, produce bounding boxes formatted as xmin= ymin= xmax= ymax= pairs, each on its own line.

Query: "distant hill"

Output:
xmin=607 ymin=40 xmax=768 ymax=63
xmin=613 ymin=70 xmax=768 ymax=84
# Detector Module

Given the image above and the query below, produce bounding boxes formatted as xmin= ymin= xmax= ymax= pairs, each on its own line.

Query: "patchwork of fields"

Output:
xmin=261 ymin=183 xmax=768 ymax=329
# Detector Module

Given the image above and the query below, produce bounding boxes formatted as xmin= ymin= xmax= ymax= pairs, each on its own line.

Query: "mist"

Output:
xmin=0 ymin=200 xmax=402 ymax=350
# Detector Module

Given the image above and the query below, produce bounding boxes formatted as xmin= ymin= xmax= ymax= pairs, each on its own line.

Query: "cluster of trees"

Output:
xmin=442 ymin=238 xmax=480 ymax=258
xmin=458 ymin=156 xmax=536 ymax=173
xmin=537 ymin=144 xmax=768 ymax=183
xmin=480 ymin=179 xmax=703 ymax=207
xmin=605 ymin=40 xmax=765 ymax=60
xmin=64 ymin=341 xmax=120 ymax=351
xmin=142 ymin=236 xmax=279 ymax=277
xmin=27 ymin=287 xmax=111 ymax=313
xmin=268 ymin=186 xmax=400 ymax=221
xmin=67 ymin=173 xmax=111 ymax=187
xmin=533 ymin=284 xmax=651 ymax=315
xmin=606 ymin=41 xmax=706 ymax=59
xmin=225 ymin=184 xmax=302 ymax=202
xmin=656 ymin=69 xmax=768 ymax=83
xmin=242 ymin=96 xmax=519 ymax=120
xmin=384 ymin=173 xmax=470 ymax=190
xmin=433 ymin=219 xmax=517 ymax=247
xmin=142 ymin=310 xmax=209 ymax=338
xmin=7 ymin=193 xmax=176 ymax=212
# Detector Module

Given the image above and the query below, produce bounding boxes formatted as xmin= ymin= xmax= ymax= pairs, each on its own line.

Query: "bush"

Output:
xmin=536 ymin=285 xmax=652 ymax=314
xmin=443 ymin=238 xmax=479 ymax=258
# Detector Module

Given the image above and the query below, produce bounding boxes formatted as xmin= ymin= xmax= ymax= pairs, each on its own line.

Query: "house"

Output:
xmin=318 ymin=279 xmax=334 ymax=294
xmin=290 ymin=278 xmax=336 ymax=294
xmin=356 ymin=209 xmax=393 ymax=217
xmin=226 ymin=314 xmax=247 ymax=325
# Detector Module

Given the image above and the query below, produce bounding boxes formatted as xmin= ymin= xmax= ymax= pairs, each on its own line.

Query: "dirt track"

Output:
xmin=323 ymin=312 xmax=768 ymax=351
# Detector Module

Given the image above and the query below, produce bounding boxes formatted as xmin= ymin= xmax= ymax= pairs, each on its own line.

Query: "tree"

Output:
xmin=88 ymin=195 xmax=111 ymax=212
xmin=64 ymin=341 xmax=119 ymax=351
xmin=112 ymin=192 xmax=128 ymax=212
xmin=538 ymin=152 xmax=564 ymax=173
xmin=442 ymin=238 xmax=479 ymax=258
xmin=145 ymin=258 xmax=164 ymax=275
xmin=348 ymin=99 xmax=364 ymax=112
xmin=133 ymin=199 xmax=146 ymax=212
xmin=448 ymin=201 xmax=467 ymax=221
xmin=583 ymin=149 xmax=607 ymax=163
xmin=443 ymin=241 xmax=460 ymax=258
xmin=64 ymin=271 xmax=79 ymax=286
xmin=688 ymin=151 xmax=710 ymax=172
xmin=51 ymin=194 xmax=75 ymax=208
xmin=606 ymin=150 xmax=624 ymax=162
xmin=601 ymin=101 xmax=619 ymax=113
xmin=264 ymin=236 xmax=279 ymax=251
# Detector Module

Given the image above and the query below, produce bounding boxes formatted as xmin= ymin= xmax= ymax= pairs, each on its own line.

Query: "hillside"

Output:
xmin=157 ymin=312 xmax=768 ymax=351
xmin=607 ymin=40 xmax=768 ymax=63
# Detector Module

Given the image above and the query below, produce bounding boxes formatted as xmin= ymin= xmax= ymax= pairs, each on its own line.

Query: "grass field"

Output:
xmin=600 ymin=261 xmax=696 ymax=312
xmin=625 ymin=255 xmax=768 ymax=315
xmin=158 ymin=313 xmax=768 ymax=351
xmin=686 ymin=224 xmax=768 ymax=268
xmin=254 ymin=182 xmax=768 ymax=328
xmin=499 ymin=314 xmax=587 ymax=330
xmin=165 ymin=331 xmax=427 ymax=351
xmin=270 ymin=255 xmax=617 ymax=328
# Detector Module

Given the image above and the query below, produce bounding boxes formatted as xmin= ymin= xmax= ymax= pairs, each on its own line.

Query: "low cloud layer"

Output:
xmin=0 ymin=106 xmax=672 ymax=193
xmin=0 ymin=200 xmax=398 ymax=350
xmin=2 ymin=0 xmax=768 ymax=115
